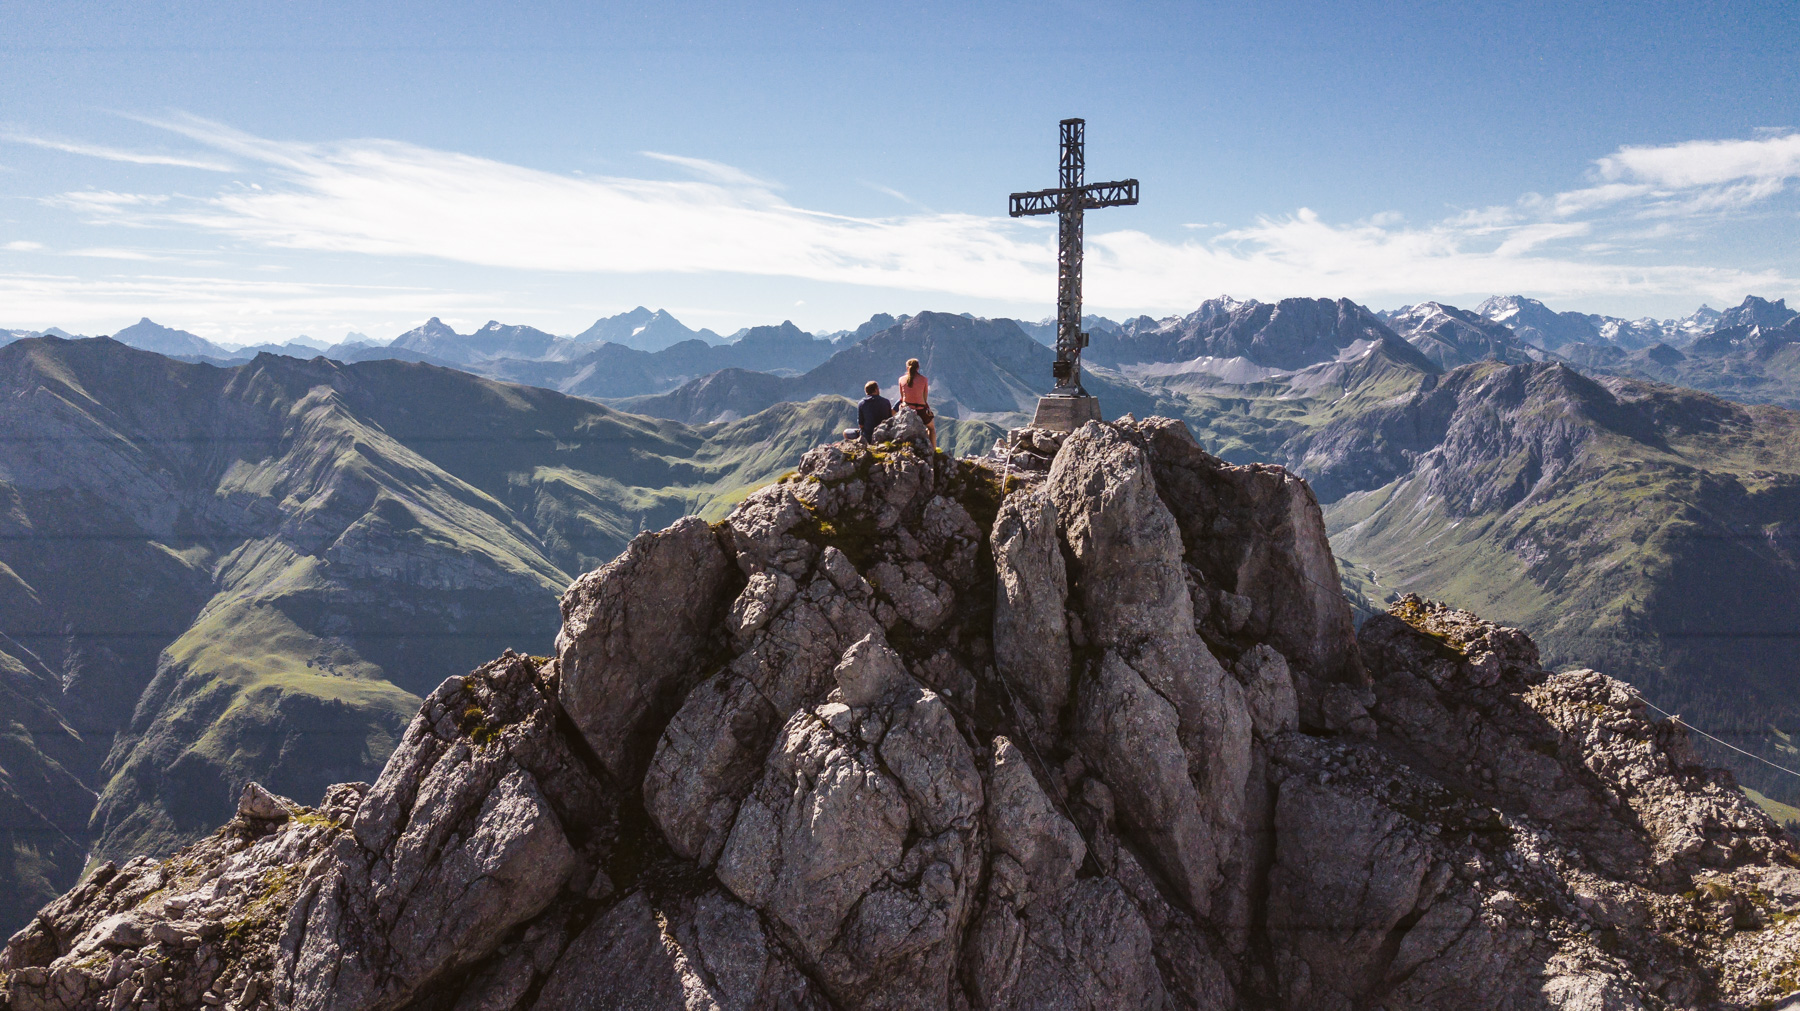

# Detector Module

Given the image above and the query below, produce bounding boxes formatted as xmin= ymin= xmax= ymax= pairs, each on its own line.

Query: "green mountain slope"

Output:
xmin=1310 ymin=364 xmax=1800 ymax=806
xmin=0 ymin=337 xmax=870 ymax=927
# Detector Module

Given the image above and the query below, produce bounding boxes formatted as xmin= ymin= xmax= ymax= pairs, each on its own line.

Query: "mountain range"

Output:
xmin=4 ymin=289 xmax=1800 ymax=938
xmin=1472 ymin=294 xmax=1735 ymax=351
xmin=24 ymin=292 xmax=1797 ymax=412
xmin=615 ymin=311 xmax=1164 ymax=426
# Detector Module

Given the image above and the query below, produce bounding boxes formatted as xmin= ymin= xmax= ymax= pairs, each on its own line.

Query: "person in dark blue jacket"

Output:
xmin=857 ymin=381 xmax=893 ymax=442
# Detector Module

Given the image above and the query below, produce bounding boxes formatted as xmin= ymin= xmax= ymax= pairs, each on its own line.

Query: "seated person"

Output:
xmin=898 ymin=358 xmax=936 ymax=450
xmin=857 ymin=380 xmax=893 ymax=442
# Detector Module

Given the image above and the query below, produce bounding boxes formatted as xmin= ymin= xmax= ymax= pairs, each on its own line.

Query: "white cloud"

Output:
xmin=0 ymin=132 xmax=234 ymax=171
xmin=17 ymin=115 xmax=1800 ymax=320
xmin=4 ymin=240 xmax=44 ymax=251
xmin=1083 ymin=214 xmax=1784 ymax=311
xmin=61 ymin=117 xmax=1055 ymax=301
xmin=67 ymin=248 xmax=165 ymax=261
xmin=1596 ymin=133 xmax=1800 ymax=188
xmin=1536 ymin=133 xmax=1800 ymax=220
xmin=1492 ymin=221 xmax=1592 ymax=256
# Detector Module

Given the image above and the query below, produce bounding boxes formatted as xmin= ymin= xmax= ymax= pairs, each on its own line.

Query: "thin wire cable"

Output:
xmin=1631 ymin=695 xmax=1800 ymax=779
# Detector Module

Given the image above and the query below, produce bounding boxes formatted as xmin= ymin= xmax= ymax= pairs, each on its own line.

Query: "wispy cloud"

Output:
xmin=1 ymin=131 xmax=234 ymax=172
xmin=58 ymin=116 xmax=1054 ymax=298
xmin=1523 ymin=132 xmax=1800 ymax=220
xmin=3 ymin=240 xmax=44 ymax=251
xmin=640 ymin=151 xmax=780 ymax=190
xmin=862 ymin=181 xmax=931 ymax=212
xmin=18 ymin=115 xmax=1800 ymax=316
xmin=1086 ymin=211 xmax=1785 ymax=310
xmin=1597 ymin=133 xmax=1800 ymax=188
xmin=67 ymin=247 xmax=176 ymax=261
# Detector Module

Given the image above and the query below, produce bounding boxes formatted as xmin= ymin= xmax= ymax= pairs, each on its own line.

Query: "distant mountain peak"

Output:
xmin=1718 ymin=295 xmax=1797 ymax=331
xmin=576 ymin=307 xmax=713 ymax=350
xmin=111 ymin=317 xmax=227 ymax=358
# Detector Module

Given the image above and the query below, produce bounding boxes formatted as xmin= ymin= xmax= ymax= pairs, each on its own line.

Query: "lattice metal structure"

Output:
xmin=1009 ymin=118 xmax=1138 ymax=395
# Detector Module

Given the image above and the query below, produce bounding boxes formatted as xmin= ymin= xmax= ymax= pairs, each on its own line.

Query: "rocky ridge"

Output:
xmin=5 ymin=410 xmax=1798 ymax=1010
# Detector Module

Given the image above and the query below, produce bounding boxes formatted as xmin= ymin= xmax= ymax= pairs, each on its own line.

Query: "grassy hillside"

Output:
xmin=0 ymin=637 xmax=97 ymax=932
xmin=0 ymin=338 xmax=883 ymax=927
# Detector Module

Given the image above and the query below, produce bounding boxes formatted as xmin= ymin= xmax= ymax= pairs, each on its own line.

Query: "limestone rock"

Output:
xmin=1114 ymin=415 xmax=1366 ymax=702
xmin=1 ymin=781 xmax=366 ymax=1011
xmin=278 ymin=653 xmax=597 ymax=1010
xmin=989 ymin=491 xmax=1072 ymax=736
xmin=833 ymin=634 xmax=915 ymax=707
xmin=1234 ymin=643 xmax=1299 ymax=738
xmin=871 ymin=408 xmax=931 ymax=453
xmin=236 ymin=781 xmax=297 ymax=822
xmin=558 ymin=515 xmax=736 ymax=784
xmin=533 ymin=889 xmax=825 ymax=1010
xmin=644 ymin=672 xmax=779 ymax=866
xmin=717 ymin=637 xmax=983 ymax=1009
xmin=966 ymin=876 xmax=1166 ymax=1010
xmin=1048 ymin=421 xmax=1252 ymax=917
xmin=984 ymin=737 xmax=1083 ymax=899
xmin=729 ymin=569 xmax=799 ymax=640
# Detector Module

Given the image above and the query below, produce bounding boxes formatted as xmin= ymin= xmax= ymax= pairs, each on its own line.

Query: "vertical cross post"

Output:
xmin=1057 ymin=118 xmax=1086 ymax=392
xmin=1009 ymin=119 xmax=1138 ymax=426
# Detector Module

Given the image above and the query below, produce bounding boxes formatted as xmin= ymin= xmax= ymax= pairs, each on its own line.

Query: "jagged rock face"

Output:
xmin=1383 ymin=301 xmax=1553 ymax=369
xmin=556 ymin=515 xmax=739 ymax=786
xmin=274 ymin=652 xmax=608 ymax=1011
xmin=0 ymin=779 xmax=363 ymax=1011
xmin=7 ymin=418 xmax=1800 ymax=1011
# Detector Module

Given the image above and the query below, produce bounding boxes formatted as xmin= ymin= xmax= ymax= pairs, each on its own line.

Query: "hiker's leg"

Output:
xmin=927 ymin=417 xmax=937 ymax=449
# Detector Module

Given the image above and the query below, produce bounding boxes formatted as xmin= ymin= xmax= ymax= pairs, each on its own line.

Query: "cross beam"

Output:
xmin=1009 ymin=118 xmax=1138 ymax=395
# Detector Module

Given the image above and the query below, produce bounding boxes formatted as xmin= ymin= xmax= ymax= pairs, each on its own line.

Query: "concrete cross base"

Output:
xmin=1030 ymin=394 xmax=1102 ymax=433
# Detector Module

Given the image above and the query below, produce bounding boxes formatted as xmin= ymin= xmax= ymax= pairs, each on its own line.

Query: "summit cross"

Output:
xmin=1009 ymin=118 xmax=1138 ymax=409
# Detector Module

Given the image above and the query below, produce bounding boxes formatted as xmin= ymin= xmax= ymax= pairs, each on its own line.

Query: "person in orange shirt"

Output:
xmin=897 ymin=358 xmax=936 ymax=450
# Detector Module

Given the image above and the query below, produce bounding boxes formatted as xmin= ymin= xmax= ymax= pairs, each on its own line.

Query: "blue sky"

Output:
xmin=2 ymin=0 xmax=1797 ymax=345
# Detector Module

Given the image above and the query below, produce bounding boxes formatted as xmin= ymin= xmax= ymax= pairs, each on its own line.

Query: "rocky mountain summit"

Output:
xmin=6 ymin=413 xmax=1799 ymax=1010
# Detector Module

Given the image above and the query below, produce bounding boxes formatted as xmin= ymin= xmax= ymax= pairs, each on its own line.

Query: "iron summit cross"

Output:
xmin=1009 ymin=118 xmax=1138 ymax=431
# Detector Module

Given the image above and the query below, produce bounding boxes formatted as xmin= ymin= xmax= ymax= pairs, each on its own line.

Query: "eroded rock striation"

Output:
xmin=6 ymin=414 xmax=1798 ymax=1010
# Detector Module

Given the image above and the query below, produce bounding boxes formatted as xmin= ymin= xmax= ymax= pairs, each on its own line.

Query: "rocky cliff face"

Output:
xmin=1381 ymin=302 xmax=1557 ymax=370
xmin=6 ymin=413 xmax=1797 ymax=1011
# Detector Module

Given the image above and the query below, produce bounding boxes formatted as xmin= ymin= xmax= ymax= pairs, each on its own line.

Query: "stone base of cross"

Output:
xmin=1028 ymin=393 xmax=1103 ymax=433
xmin=1009 ymin=118 xmax=1137 ymax=430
